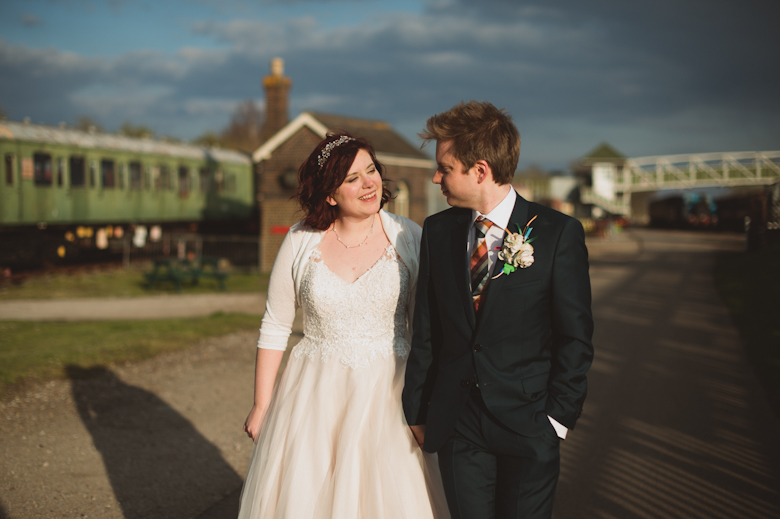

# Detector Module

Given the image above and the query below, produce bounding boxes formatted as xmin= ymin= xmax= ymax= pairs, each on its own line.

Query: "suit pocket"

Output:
xmin=504 ymin=279 xmax=541 ymax=291
xmin=522 ymin=371 xmax=549 ymax=394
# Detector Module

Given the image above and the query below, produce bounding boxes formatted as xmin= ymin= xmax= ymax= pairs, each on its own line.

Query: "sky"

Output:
xmin=1 ymin=0 xmax=778 ymax=170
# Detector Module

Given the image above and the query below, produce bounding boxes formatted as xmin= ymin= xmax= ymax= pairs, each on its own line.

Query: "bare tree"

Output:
xmin=119 ymin=121 xmax=155 ymax=138
xmin=74 ymin=116 xmax=104 ymax=133
xmin=220 ymin=100 xmax=265 ymax=153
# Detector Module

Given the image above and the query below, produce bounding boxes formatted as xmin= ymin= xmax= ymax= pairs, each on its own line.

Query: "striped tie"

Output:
xmin=470 ymin=216 xmax=494 ymax=313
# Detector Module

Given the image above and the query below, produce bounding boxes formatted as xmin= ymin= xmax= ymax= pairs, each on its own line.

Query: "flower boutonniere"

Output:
xmin=493 ymin=215 xmax=538 ymax=279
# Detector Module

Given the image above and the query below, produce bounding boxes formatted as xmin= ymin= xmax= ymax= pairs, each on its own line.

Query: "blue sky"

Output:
xmin=1 ymin=0 xmax=778 ymax=170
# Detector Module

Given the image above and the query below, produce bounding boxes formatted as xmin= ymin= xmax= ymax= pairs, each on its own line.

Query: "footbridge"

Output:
xmin=581 ymin=150 xmax=780 ymax=216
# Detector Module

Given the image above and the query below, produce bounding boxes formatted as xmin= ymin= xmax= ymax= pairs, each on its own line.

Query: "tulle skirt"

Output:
xmin=237 ymin=344 xmax=450 ymax=519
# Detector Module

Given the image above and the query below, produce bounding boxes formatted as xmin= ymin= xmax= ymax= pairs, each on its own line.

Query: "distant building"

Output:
xmin=512 ymin=166 xmax=582 ymax=217
xmin=251 ymin=59 xmax=435 ymax=270
xmin=572 ymin=142 xmax=627 ymax=217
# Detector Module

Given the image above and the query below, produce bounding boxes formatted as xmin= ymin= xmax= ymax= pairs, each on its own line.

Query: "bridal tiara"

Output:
xmin=317 ymin=135 xmax=355 ymax=168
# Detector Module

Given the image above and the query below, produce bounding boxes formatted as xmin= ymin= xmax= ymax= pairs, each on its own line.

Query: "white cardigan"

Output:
xmin=257 ymin=210 xmax=422 ymax=351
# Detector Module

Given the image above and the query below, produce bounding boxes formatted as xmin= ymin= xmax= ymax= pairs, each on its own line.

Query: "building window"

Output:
xmin=4 ymin=154 xmax=13 ymax=185
xmin=130 ymin=161 xmax=143 ymax=190
xmin=34 ymin=153 xmax=53 ymax=186
xmin=101 ymin=159 xmax=115 ymax=189
xmin=393 ymin=181 xmax=410 ymax=218
xmin=70 ymin=157 xmax=85 ymax=187
xmin=178 ymin=166 xmax=190 ymax=197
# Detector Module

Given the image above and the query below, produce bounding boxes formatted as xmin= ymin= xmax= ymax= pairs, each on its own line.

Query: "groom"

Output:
xmin=403 ymin=101 xmax=593 ymax=519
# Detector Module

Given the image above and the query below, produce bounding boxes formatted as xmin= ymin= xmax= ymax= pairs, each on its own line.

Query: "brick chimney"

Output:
xmin=261 ymin=57 xmax=292 ymax=142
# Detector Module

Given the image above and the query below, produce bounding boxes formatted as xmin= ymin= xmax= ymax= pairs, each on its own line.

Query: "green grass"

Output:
xmin=714 ymin=242 xmax=780 ymax=415
xmin=0 ymin=265 xmax=269 ymax=300
xmin=0 ymin=313 xmax=261 ymax=398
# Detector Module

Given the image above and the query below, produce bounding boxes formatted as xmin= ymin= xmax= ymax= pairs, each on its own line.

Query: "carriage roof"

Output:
xmin=0 ymin=120 xmax=251 ymax=165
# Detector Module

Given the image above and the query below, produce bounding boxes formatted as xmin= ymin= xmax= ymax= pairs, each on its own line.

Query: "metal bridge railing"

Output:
xmin=616 ymin=151 xmax=780 ymax=192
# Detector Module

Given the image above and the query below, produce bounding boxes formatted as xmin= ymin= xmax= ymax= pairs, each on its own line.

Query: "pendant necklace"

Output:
xmin=333 ymin=215 xmax=375 ymax=248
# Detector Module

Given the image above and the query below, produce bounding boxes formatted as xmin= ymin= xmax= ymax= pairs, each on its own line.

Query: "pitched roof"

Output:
xmin=309 ymin=112 xmax=428 ymax=160
xmin=582 ymin=142 xmax=625 ymax=161
xmin=252 ymin=111 xmax=433 ymax=168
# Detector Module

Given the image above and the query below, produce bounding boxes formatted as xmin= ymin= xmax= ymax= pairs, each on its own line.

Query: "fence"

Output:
xmin=120 ymin=233 xmax=261 ymax=271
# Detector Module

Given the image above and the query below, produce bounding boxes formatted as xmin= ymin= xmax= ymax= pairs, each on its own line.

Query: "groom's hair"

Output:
xmin=419 ymin=101 xmax=520 ymax=185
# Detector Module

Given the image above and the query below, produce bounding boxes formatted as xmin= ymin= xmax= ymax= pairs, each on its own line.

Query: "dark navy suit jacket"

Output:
xmin=403 ymin=194 xmax=594 ymax=453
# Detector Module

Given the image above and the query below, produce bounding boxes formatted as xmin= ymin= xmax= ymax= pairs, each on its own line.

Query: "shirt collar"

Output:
xmin=471 ymin=187 xmax=516 ymax=231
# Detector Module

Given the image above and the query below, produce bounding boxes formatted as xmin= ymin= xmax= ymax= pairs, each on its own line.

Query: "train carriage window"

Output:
xmin=227 ymin=173 xmax=236 ymax=193
xmin=101 ymin=159 xmax=115 ymax=189
xmin=90 ymin=161 xmax=97 ymax=188
xmin=157 ymin=165 xmax=170 ymax=190
xmin=4 ymin=154 xmax=12 ymax=185
xmin=57 ymin=158 xmax=65 ymax=187
xmin=145 ymin=165 xmax=152 ymax=190
xmin=117 ymin=163 xmax=125 ymax=189
xmin=199 ymin=168 xmax=210 ymax=192
xmin=70 ymin=157 xmax=85 ymax=187
xmin=34 ymin=153 xmax=53 ymax=186
xmin=130 ymin=161 xmax=143 ymax=190
xmin=178 ymin=166 xmax=190 ymax=197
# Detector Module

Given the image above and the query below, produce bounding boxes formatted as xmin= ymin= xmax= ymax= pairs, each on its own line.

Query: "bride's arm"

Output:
xmin=243 ymin=348 xmax=284 ymax=441
xmin=243 ymin=230 xmax=298 ymax=440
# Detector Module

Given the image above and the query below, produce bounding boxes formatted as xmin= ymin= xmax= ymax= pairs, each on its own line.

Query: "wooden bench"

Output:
xmin=191 ymin=256 xmax=229 ymax=290
xmin=143 ymin=259 xmax=197 ymax=292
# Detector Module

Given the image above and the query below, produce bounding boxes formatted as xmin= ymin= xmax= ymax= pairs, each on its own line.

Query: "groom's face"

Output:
xmin=433 ymin=140 xmax=479 ymax=209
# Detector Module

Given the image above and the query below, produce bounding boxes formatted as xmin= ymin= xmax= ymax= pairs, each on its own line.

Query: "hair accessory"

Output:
xmin=318 ymin=135 xmax=354 ymax=168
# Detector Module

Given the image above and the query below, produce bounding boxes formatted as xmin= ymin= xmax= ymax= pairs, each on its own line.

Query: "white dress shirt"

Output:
xmin=468 ymin=187 xmax=568 ymax=440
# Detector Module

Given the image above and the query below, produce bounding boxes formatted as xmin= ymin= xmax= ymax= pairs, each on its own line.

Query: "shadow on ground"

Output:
xmin=553 ymin=230 xmax=780 ymax=518
xmin=67 ymin=365 xmax=243 ymax=519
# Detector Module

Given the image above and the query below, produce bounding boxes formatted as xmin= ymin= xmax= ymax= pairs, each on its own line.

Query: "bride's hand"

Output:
xmin=409 ymin=425 xmax=426 ymax=448
xmin=243 ymin=405 xmax=267 ymax=441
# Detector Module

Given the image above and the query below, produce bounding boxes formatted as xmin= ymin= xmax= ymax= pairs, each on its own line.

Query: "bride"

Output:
xmin=238 ymin=132 xmax=450 ymax=518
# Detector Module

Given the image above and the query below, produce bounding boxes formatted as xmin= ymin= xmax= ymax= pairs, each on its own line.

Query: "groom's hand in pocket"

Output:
xmin=410 ymin=425 xmax=426 ymax=447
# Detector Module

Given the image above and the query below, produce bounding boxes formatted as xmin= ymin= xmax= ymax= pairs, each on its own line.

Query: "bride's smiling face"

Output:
xmin=327 ymin=149 xmax=382 ymax=218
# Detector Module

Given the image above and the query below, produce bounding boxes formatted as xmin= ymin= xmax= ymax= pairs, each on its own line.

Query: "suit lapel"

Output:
xmin=477 ymin=195 xmax=530 ymax=324
xmin=451 ymin=211 xmax=477 ymax=329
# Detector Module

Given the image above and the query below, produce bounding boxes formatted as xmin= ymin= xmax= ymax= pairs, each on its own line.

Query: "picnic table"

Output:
xmin=144 ymin=257 xmax=228 ymax=292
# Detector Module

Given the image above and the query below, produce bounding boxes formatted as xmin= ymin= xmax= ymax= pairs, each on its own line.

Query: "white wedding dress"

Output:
xmin=238 ymin=245 xmax=450 ymax=519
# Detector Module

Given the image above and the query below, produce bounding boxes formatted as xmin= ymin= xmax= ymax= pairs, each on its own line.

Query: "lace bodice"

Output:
xmin=293 ymin=245 xmax=411 ymax=369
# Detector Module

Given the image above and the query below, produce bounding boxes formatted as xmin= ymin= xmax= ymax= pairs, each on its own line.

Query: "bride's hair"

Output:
xmin=296 ymin=130 xmax=392 ymax=230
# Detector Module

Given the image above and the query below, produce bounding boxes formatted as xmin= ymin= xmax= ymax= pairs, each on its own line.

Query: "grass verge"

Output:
xmin=714 ymin=243 xmax=780 ymax=415
xmin=0 ymin=266 xmax=269 ymax=300
xmin=0 ymin=312 xmax=261 ymax=399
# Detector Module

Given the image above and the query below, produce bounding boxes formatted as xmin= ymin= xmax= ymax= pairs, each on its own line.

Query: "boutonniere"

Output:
xmin=493 ymin=215 xmax=537 ymax=279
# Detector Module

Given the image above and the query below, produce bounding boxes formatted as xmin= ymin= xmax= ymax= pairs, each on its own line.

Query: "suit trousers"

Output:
xmin=437 ymin=387 xmax=560 ymax=519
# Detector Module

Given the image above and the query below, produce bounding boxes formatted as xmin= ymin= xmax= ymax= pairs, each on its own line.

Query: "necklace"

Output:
xmin=333 ymin=215 xmax=375 ymax=249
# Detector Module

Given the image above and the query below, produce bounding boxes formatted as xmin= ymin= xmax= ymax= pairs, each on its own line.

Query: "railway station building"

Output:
xmin=252 ymin=59 xmax=436 ymax=271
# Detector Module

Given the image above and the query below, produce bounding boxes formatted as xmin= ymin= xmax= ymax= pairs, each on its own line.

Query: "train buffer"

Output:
xmin=143 ymin=257 xmax=228 ymax=292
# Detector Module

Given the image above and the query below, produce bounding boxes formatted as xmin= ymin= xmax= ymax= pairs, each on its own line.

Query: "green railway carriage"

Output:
xmin=0 ymin=120 xmax=254 ymax=269
xmin=0 ymin=120 xmax=253 ymax=225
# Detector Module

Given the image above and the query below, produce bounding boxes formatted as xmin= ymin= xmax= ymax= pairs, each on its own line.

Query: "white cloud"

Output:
xmin=1 ymin=0 xmax=778 ymax=168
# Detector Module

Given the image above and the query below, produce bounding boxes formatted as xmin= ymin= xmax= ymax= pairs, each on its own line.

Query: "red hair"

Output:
xmin=297 ymin=130 xmax=392 ymax=230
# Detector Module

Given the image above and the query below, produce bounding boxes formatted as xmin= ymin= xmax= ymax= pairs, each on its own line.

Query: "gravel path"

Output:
xmin=2 ymin=230 xmax=778 ymax=519
xmin=0 ymin=294 xmax=266 ymax=321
